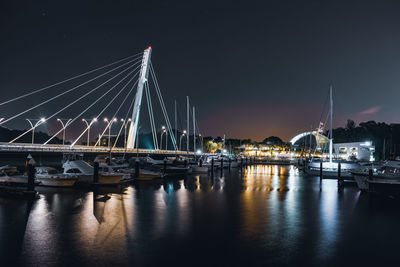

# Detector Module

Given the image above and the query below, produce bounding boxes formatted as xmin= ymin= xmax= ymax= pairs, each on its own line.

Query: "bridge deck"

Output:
xmin=0 ymin=142 xmax=194 ymax=155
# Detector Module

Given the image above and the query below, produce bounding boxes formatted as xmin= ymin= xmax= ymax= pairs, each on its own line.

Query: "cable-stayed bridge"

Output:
xmin=0 ymin=47 xmax=200 ymax=156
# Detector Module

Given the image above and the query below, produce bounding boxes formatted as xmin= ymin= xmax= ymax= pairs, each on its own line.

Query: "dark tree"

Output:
xmin=263 ymin=136 xmax=283 ymax=145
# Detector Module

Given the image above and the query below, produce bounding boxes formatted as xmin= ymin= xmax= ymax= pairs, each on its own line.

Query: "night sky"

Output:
xmin=1 ymin=0 xmax=400 ymax=142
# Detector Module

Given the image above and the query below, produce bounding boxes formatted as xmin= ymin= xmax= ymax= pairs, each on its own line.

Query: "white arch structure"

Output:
xmin=290 ymin=131 xmax=329 ymax=148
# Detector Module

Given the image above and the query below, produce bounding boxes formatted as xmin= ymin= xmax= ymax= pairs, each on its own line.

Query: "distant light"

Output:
xmin=223 ymin=149 xmax=227 ymax=153
xmin=196 ymin=149 xmax=202 ymax=155
xmin=148 ymin=46 xmax=152 ymax=49
xmin=162 ymin=125 xmax=166 ymax=130
xmin=183 ymin=130 xmax=187 ymax=134
xmin=104 ymin=118 xmax=108 ymax=122
xmin=113 ymin=118 xmax=117 ymax=122
xmin=121 ymin=118 xmax=124 ymax=122
xmin=93 ymin=118 xmax=98 ymax=122
xmin=40 ymin=118 xmax=46 ymax=122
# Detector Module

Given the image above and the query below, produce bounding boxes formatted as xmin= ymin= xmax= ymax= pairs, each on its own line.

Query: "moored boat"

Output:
xmin=35 ymin=166 xmax=78 ymax=187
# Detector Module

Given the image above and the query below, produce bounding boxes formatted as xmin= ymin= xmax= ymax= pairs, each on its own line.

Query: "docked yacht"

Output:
xmin=143 ymin=156 xmax=189 ymax=175
xmin=0 ymin=166 xmax=40 ymax=186
xmin=353 ymin=161 xmax=400 ymax=191
xmin=35 ymin=166 xmax=78 ymax=187
xmin=304 ymin=87 xmax=360 ymax=178
xmin=63 ymin=160 xmax=123 ymax=185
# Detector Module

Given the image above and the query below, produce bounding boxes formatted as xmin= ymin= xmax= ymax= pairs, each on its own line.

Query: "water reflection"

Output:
xmin=2 ymin=165 xmax=399 ymax=266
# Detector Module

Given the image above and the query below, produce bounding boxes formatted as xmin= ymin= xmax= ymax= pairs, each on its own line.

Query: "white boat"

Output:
xmin=304 ymin=87 xmax=361 ymax=178
xmin=63 ymin=160 xmax=123 ymax=185
xmin=305 ymin=161 xmax=360 ymax=178
xmin=0 ymin=166 xmax=38 ymax=185
xmin=98 ymin=162 xmax=132 ymax=181
xmin=353 ymin=161 xmax=400 ymax=191
xmin=35 ymin=166 xmax=77 ymax=187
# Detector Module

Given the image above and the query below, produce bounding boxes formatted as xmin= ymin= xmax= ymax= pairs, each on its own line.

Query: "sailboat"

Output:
xmin=304 ymin=86 xmax=360 ymax=178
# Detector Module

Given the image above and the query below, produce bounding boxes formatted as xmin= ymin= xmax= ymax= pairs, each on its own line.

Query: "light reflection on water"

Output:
xmin=1 ymin=165 xmax=400 ymax=266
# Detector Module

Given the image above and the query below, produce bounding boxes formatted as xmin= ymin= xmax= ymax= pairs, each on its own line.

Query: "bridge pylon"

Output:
xmin=126 ymin=47 xmax=152 ymax=149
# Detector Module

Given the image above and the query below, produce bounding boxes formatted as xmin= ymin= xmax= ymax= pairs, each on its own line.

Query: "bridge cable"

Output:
xmin=0 ymin=53 xmax=143 ymax=107
xmin=145 ymin=82 xmax=159 ymax=150
xmin=42 ymin=64 xmax=141 ymax=145
xmin=92 ymin=77 xmax=142 ymax=148
xmin=112 ymin=81 xmax=139 ymax=150
xmin=69 ymin=68 xmax=141 ymax=147
xmin=9 ymin=61 xmax=141 ymax=144
xmin=149 ymin=62 xmax=178 ymax=150
xmin=1 ymin=57 xmax=143 ymax=127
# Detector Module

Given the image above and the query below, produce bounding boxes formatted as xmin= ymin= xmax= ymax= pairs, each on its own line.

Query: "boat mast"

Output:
xmin=174 ymin=100 xmax=177 ymax=147
xmin=193 ymin=106 xmax=196 ymax=153
xmin=329 ymin=85 xmax=333 ymax=163
xmin=186 ymin=96 xmax=189 ymax=152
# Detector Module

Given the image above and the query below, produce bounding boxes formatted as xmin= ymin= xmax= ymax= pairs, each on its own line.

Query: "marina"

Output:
xmin=2 ymin=1 xmax=400 ymax=266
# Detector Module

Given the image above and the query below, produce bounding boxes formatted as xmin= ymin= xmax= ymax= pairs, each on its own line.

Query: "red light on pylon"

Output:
xmin=148 ymin=46 xmax=152 ymax=49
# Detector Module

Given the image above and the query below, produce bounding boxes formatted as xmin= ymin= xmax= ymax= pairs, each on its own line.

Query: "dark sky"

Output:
xmin=1 ymin=0 xmax=400 ymax=142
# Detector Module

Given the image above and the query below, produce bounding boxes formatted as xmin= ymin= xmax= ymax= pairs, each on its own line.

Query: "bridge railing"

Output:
xmin=0 ymin=142 xmax=194 ymax=155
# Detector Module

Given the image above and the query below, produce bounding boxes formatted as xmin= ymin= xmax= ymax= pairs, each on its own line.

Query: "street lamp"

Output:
xmin=165 ymin=130 xmax=168 ymax=150
xmin=82 ymin=118 xmax=97 ymax=147
xmin=122 ymin=118 xmax=132 ymax=149
xmin=160 ymin=126 xmax=166 ymax=151
xmin=104 ymin=117 xmax=117 ymax=148
xmin=26 ymin=118 xmax=45 ymax=144
xmin=179 ymin=131 xmax=186 ymax=151
xmin=57 ymin=118 xmax=72 ymax=145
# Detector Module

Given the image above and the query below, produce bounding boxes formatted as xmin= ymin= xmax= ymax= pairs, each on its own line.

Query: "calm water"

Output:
xmin=1 ymin=165 xmax=400 ymax=266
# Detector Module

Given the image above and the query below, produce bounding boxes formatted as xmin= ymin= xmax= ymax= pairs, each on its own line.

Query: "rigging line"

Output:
xmin=1 ymin=57 xmax=142 ymax=126
xmin=149 ymin=62 xmax=177 ymax=150
xmin=0 ymin=53 xmax=143 ymax=107
xmin=311 ymin=111 xmax=330 ymax=161
xmin=145 ymin=82 xmax=159 ymax=150
xmin=70 ymin=69 xmax=141 ymax=147
xmin=43 ymin=65 xmax=141 ymax=145
xmin=317 ymin=89 xmax=329 ymax=130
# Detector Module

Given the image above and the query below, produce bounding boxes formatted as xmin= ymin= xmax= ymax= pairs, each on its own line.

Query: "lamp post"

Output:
xmin=160 ymin=126 xmax=166 ymax=151
xmin=104 ymin=117 xmax=117 ymax=148
xmin=122 ymin=118 xmax=132 ymax=149
xmin=26 ymin=118 xmax=45 ymax=144
xmin=82 ymin=118 xmax=97 ymax=146
xmin=179 ymin=130 xmax=187 ymax=151
xmin=57 ymin=118 xmax=72 ymax=145
xmin=165 ymin=131 xmax=168 ymax=150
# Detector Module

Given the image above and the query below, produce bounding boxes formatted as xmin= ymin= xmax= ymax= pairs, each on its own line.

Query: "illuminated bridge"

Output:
xmin=0 ymin=47 xmax=199 ymax=156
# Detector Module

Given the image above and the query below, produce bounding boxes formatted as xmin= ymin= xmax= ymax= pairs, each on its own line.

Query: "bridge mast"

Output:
xmin=126 ymin=47 xmax=152 ymax=149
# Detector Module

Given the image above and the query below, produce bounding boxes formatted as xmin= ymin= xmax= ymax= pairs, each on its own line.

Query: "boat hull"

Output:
xmin=36 ymin=177 xmax=77 ymax=187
